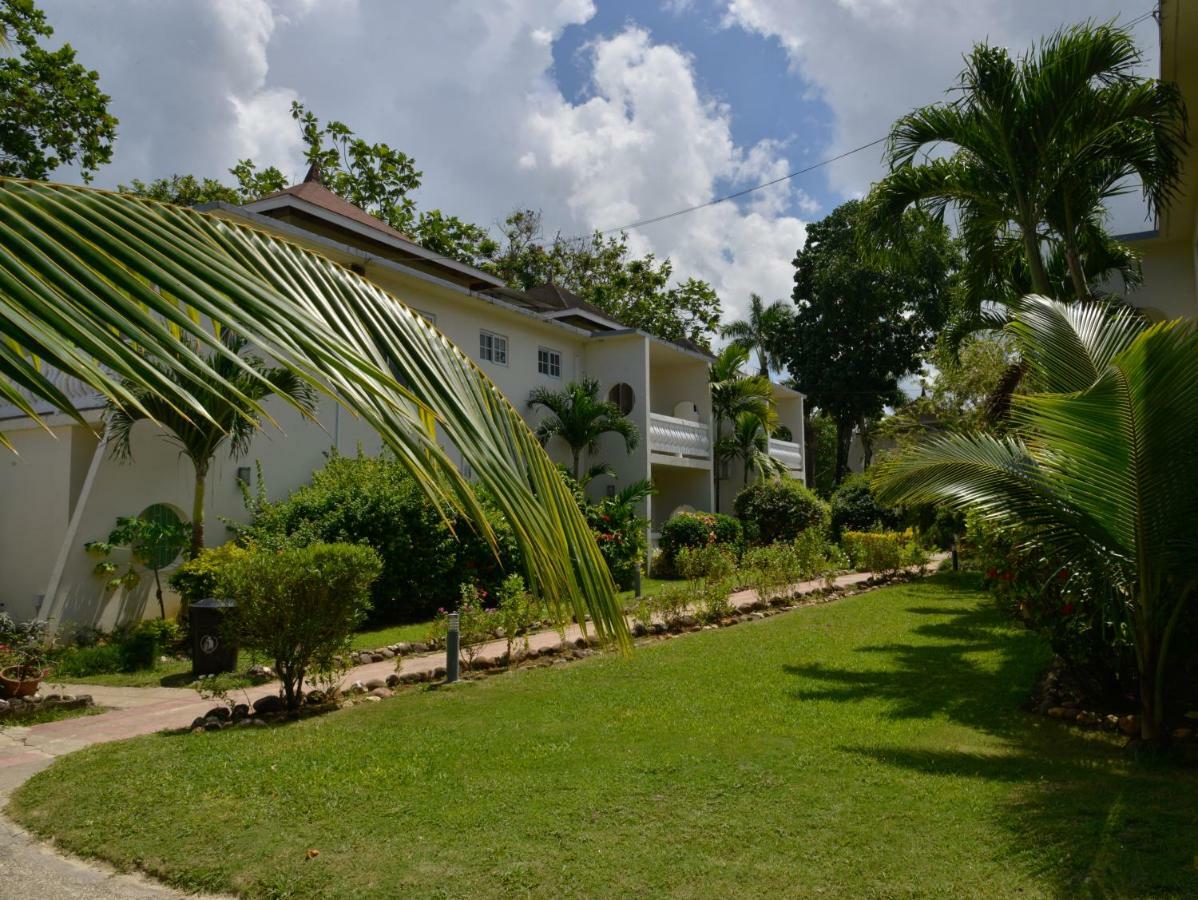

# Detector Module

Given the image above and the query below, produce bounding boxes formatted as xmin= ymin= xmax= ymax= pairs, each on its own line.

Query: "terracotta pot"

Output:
xmin=0 ymin=665 xmax=48 ymax=699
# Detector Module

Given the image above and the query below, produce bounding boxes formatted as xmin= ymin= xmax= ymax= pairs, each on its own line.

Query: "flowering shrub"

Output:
xmin=658 ymin=512 xmax=743 ymax=574
xmin=963 ymin=511 xmax=1134 ymax=697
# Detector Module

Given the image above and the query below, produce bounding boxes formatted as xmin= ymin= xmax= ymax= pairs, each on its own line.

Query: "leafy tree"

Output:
xmin=775 ymin=200 xmax=956 ymax=484
xmin=124 ymin=102 xmax=496 ymax=265
xmin=875 ymin=297 xmax=1198 ymax=744
xmin=527 ymin=378 xmax=639 ymax=479
xmin=84 ymin=513 xmax=189 ymax=620
xmin=709 ymin=343 xmax=774 ymax=510
xmin=105 ymin=330 xmax=319 ymax=559
xmin=0 ymin=0 xmax=116 ymax=181
xmin=486 ymin=209 xmax=722 ymax=348
xmin=721 ymin=293 xmax=793 ymax=377
xmin=865 ymin=21 xmax=1186 ymax=307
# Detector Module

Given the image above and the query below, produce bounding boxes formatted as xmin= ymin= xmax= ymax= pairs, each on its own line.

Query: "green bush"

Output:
xmin=657 ymin=512 xmax=743 ymax=574
xmin=169 ymin=543 xmax=251 ymax=604
xmin=840 ymin=530 xmax=925 ymax=576
xmin=733 ymin=477 xmax=829 ymax=545
xmin=51 ymin=643 xmax=124 ymax=678
xmin=223 ymin=542 xmax=381 ymax=710
xmin=829 ymin=474 xmax=899 ymax=537
xmin=117 ymin=619 xmax=180 ymax=671
xmin=237 ymin=452 xmax=520 ymax=625
xmin=49 ymin=618 xmax=182 ymax=676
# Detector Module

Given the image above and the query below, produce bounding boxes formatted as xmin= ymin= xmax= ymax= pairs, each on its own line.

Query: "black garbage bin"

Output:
xmin=190 ymin=598 xmax=238 ymax=676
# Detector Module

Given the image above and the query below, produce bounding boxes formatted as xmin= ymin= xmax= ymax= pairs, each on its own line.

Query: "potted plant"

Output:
xmin=0 ymin=645 xmax=49 ymax=699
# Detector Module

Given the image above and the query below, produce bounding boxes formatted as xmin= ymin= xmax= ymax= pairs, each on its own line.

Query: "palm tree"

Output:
xmin=528 ymin=378 xmax=638 ymax=480
xmin=716 ymin=411 xmax=784 ymax=487
xmin=721 ymin=293 xmax=792 ymax=377
xmin=709 ymin=343 xmax=774 ymax=511
xmin=106 ymin=330 xmax=319 ymax=558
xmin=874 ymin=296 xmax=1198 ymax=743
xmin=0 ymin=179 xmax=627 ymax=645
xmin=865 ymin=21 xmax=1186 ymax=306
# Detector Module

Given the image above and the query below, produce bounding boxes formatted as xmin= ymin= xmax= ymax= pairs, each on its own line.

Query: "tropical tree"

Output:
xmin=0 ymin=0 xmax=117 ymax=182
xmin=527 ymin=378 xmax=639 ymax=480
xmin=721 ymin=293 xmax=792 ymax=377
xmin=716 ymin=411 xmax=784 ymax=487
xmin=709 ymin=343 xmax=774 ymax=510
xmin=874 ymin=296 xmax=1198 ymax=743
xmin=0 ymin=179 xmax=627 ymax=645
xmin=105 ymin=330 xmax=319 ymax=558
xmin=864 ymin=21 xmax=1187 ymax=307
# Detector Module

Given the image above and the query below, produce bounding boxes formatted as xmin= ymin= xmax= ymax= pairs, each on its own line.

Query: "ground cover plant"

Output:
xmin=12 ymin=574 xmax=1196 ymax=898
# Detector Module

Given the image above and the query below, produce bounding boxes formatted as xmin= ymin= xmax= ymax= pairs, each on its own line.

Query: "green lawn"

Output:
xmin=11 ymin=574 xmax=1197 ymax=898
xmin=348 ymin=620 xmax=436 ymax=650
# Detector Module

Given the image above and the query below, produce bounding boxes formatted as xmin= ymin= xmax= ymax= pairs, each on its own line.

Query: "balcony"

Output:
xmin=768 ymin=437 xmax=804 ymax=475
xmin=649 ymin=412 xmax=711 ymax=468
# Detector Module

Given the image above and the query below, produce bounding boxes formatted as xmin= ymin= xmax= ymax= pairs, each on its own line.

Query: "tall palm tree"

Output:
xmin=528 ymin=378 xmax=638 ymax=480
xmin=709 ymin=343 xmax=774 ymax=511
xmin=874 ymin=296 xmax=1198 ymax=743
xmin=716 ymin=410 xmax=784 ymax=487
xmin=0 ymin=179 xmax=627 ymax=645
xmin=865 ymin=22 xmax=1186 ymax=306
xmin=721 ymin=293 xmax=792 ymax=377
xmin=106 ymin=330 xmax=319 ymax=558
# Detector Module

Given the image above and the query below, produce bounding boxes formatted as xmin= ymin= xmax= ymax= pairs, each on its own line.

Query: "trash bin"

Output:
xmin=190 ymin=598 xmax=237 ymax=676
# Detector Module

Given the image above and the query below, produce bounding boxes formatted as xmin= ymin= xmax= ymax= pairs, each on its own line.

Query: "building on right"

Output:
xmin=1121 ymin=1 xmax=1198 ymax=320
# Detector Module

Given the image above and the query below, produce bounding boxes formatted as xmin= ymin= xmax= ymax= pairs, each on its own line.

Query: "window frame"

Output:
xmin=537 ymin=346 xmax=562 ymax=378
xmin=479 ymin=329 xmax=509 ymax=366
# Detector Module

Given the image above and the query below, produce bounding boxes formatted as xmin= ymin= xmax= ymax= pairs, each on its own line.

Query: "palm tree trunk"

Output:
xmin=1062 ymin=203 xmax=1091 ymax=302
xmin=712 ymin=414 xmax=722 ymax=512
xmin=190 ymin=461 xmax=208 ymax=559
xmin=571 ymin=449 xmax=581 ymax=481
xmin=153 ymin=567 xmax=166 ymax=620
xmin=803 ymin=408 xmax=815 ymax=487
xmin=1020 ymin=217 xmax=1052 ymax=296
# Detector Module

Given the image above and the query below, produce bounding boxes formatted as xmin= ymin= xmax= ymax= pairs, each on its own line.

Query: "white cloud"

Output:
xmin=720 ymin=0 xmax=1161 ymax=231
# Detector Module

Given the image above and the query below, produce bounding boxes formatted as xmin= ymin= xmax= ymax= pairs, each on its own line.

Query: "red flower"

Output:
xmin=985 ymin=568 xmax=998 ymax=580
xmin=999 ymin=571 xmax=1014 ymax=582
xmin=1057 ymin=569 xmax=1069 ymax=582
xmin=1060 ymin=602 xmax=1076 ymax=615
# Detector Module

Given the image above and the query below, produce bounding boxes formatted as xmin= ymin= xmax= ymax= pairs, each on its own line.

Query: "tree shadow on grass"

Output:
xmin=783 ymin=578 xmax=1198 ymax=896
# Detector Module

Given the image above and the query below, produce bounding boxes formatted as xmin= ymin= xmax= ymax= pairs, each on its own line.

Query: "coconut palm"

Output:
xmin=716 ymin=411 xmax=784 ymax=487
xmin=709 ymin=343 xmax=774 ymax=510
xmin=0 ymin=179 xmax=627 ymax=645
xmin=721 ymin=293 xmax=792 ymax=377
xmin=528 ymin=378 xmax=638 ymax=480
xmin=873 ymin=296 xmax=1198 ymax=743
xmin=105 ymin=329 xmax=319 ymax=558
xmin=865 ymin=21 xmax=1186 ymax=305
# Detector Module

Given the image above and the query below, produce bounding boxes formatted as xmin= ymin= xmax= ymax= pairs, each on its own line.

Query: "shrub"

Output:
xmin=117 ymin=619 xmax=180 ymax=671
xmin=674 ymin=545 xmax=736 ymax=582
xmin=51 ymin=643 xmax=124 ymax=678
xmin=222 ymin=542 xmax=381 ymax=710
xmin=829 ymin=474 xmax=899 ymax=537
xmin=840 ymin=530 xmax=925 ymax=576
xmin=694 ymin=577 xmax=737 ymax=624
xmin=169 ymin=543 xmax=251 ymax=605
xmin=495 ymin=574 xmax=540 ymax=663
xmin=0 ymin=613 xmax=47 ymax=649
xmin=48 ymin=618 xmax=183 ymax=676
xmin=734 ymin=478 xmax=829 ymax=545
xmin=237 ymin=452 xmax=520 ymax=625
xmin=657 ymin=512 xmax=743 ymax=573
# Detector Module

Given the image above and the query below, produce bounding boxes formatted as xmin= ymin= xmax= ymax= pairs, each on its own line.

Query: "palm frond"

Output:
xmin=0 ymin=179 xmax=628 ymax=646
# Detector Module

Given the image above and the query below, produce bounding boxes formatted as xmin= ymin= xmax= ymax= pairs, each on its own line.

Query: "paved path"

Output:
xmin=0 ymin=563 xmax=930 ymax=897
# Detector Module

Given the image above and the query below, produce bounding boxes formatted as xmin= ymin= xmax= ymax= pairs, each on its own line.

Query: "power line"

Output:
xmin=594 ymin=6 xmax=1159 ymax=237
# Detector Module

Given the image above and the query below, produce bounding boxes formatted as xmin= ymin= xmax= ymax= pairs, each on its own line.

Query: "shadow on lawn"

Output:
xmin=783 ymin=574 xmax=1198 ymax=896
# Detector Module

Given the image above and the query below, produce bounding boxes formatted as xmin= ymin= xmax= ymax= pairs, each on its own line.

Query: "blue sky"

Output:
xmin=43 ymin=0 xmax=1161 ymax=321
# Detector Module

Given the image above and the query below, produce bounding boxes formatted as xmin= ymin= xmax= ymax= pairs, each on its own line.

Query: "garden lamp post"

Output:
xmin=446 ymin=612 xmax=460 ymax=683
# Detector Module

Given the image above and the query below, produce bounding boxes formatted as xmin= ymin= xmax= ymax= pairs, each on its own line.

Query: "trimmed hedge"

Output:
xmin=658 ymin=512 xmax=743 ymax=573
xmin=733 ymin=478 xmax=829 ymax=545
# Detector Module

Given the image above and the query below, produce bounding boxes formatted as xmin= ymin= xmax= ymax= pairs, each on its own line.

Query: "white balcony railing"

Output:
xmin=649 ymin=412 xmax=711 ymax=460
xmin=768 ymin=437 xmax=804 ymax=473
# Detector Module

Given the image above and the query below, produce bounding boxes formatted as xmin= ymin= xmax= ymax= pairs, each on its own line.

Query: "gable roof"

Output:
xmin=250 ymin=164 xmax=416 ymax=244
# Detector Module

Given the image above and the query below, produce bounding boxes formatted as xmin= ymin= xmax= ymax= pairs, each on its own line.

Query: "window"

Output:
xmin=608 ymin=382 xmax=635 ymax=415
xmin=537 ymin=347 xmax=562 ymax=378
xmin=479 ymin=330 xmax=508 ymax=365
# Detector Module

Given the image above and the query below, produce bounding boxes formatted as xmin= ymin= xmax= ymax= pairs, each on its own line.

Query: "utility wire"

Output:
xmin=593 ymin=7 xmax=1158 ymax=237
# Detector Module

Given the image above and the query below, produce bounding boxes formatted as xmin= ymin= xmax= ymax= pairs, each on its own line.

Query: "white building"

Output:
xmin=0 ymin=172 xmax=804 ymax=630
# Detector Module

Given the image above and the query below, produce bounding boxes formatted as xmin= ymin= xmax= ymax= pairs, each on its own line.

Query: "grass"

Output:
xmin=11 ymin=574 xmax=1197 ymax=898
xmin=348 ymin=620 xmax=435 ymax=650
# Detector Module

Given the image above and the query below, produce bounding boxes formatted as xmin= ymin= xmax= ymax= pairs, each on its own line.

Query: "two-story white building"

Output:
xmin=0 ymin=172 xmax=804 ymax=630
